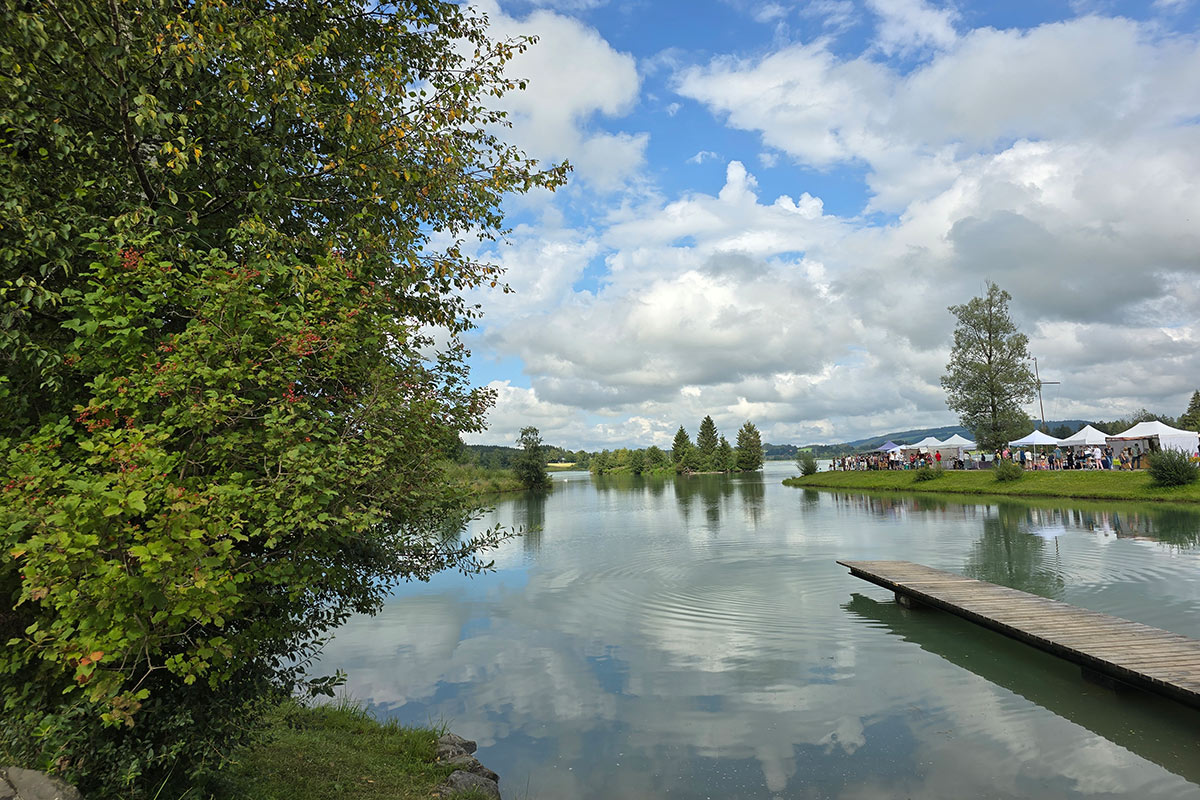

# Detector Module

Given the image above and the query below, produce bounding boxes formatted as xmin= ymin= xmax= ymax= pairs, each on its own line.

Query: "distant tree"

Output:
xmin=735 ymin=421 xmax=764 ymax=471
xmin=1181 ymin=391 xmax=1200 ymax=432
xmin=645 ymin=445 xmax=670 ymax=470
xmin=1050 ymin=424 xmax=1073 ymax=440
xmin=941 ymin=282 xmax=1038 ymax=451
xmin=717 ymin=436 xmax=735 ymax=472
xmin=514 ymin=427 xmax=551 ymax=489
xmin=696 ymin=415 xmax=720 ymax=471
xmin=589 ymin=449 xmax=611 ymax=475
xmin=629 ymin=449 xmax=646 ymax=475
xmin=672 ymin=426 xmax=694 ymax=471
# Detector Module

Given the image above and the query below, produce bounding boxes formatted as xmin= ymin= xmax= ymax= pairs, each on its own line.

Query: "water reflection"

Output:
xmin=513 ymin=493 xmax=545 ymax=552
xmin=843 ymin=592 xmax=1200 ymax=785
xmin=820 ymin=490 xmax=1200 ymax=551
xmin=963 ymin=504 xmax=1066 ymax=598
xmin=315 ymin=472 xmax=1200 ymax=799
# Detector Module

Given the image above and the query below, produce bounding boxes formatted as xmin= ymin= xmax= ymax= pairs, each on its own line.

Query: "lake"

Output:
xmin=314 ymin=462 xmax=1200 ymax=799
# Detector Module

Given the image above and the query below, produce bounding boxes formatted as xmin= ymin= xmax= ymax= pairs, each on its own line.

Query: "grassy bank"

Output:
xmin=783 ymin=469 xmax=1200 ymax=504
xmin=202 ymin=701 xmax=467 ymax=800
xmin=442 ymin=461 xmax=527 ymax=495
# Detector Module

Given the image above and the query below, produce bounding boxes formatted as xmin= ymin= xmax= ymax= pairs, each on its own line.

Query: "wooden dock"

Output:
xmin=837 ymin=560 xmax=1200 ymax=709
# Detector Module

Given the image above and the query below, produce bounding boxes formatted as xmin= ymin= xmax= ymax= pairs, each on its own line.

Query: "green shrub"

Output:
xmin=1148 ymin=448 xmax=1200 ymax=487
xmin=913 ymin=466 xmax=945 ymax=482
xmin=0 ymin=3 xmax=560 ymax=796
xmin=993 ymin=460 xmax=1025 ymax=482
xmin=798 ymin=451 xmax=819 ymax=476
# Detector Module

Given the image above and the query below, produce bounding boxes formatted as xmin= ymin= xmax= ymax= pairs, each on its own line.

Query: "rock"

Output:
xmin=440 ymin=769 xmax=500 ymax=800
xmin=436 ymin=732 xmax=477 ymax=759
xmin=0 ymin=768 xmax=83 ymax=800
xmin=442 ymin=755 xmax=499 ymax=783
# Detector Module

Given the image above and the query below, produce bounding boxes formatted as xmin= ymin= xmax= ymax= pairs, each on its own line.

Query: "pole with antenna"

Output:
xmin=1033 ymin=357 xmax=1060 ymax=432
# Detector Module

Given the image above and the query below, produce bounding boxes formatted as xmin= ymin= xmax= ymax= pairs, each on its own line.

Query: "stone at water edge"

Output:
xmin=442 ymin=755 xmax=500 ymax=783
xmin=1 ymin=768 xmax=84 ymax=800
xmin=441 ymin=770 xmax=501 ymax=800
xmin=437 ymin=732 xmax=477 ymax=758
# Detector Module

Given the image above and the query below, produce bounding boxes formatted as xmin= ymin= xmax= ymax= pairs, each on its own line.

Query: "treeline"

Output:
xmin=763 ymin=443 xmax=801 ymax=460
xmin=1057 ymin=396 xmax=1200 ymax=437
xmin=593 ymin=416 xmax=764 ymax=475
xmin=459 ymin=442 xmax=591 ymax=470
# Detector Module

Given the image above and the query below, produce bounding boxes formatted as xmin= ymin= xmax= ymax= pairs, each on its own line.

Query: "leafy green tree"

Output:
xmin=644 ymin=445 xmax=670 ymax=471
xmin=696 ymin=415 xmax=720 ymax=471
xmin=797 ymin=450 xmax=819 ymax=476
xmin=941 ymin=282 xmax=1038 ymax=451
xmin=717 ymin=435 xmax=735 ymax=472
xmin=672 ymin=426 xmax=693 ymax=472
xmin=1179 ymin=390 xmax=1200 ymax=432
xmin=735 ymin=421 xmax=764 ymax=471
xmin=629 ymin=449 xmax=646 ymax=475
xmin=0 ymin=2 xmax=565 ymax=795
xmin=589 ymin=450 xmax=611 ymax=474
xmin=514 ymin=427 xmax=551 ymax=489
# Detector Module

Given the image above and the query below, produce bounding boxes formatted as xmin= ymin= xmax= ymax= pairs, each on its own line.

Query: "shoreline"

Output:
xmin=782 ymin=469 xmax=1200 ymax=504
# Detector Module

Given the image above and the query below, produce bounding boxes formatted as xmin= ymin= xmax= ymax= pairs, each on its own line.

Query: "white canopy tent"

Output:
xmin=1060 ymin=424 xmax=1109 ymax=448
xmin=934 ymin=433 xmax=977 ymax=465
xmin=1009 ymin=430 xmax=1064 ymax=447
xmin=902 ymin=436 xmax=944 ymax=452
xmin=1106 ymin=421 xmax=1200 ymax=455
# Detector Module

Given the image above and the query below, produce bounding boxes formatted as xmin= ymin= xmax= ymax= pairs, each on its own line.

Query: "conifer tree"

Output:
xmin=735 ymin=422 xmax=764 ymax=471
xmin=717 ymin=435 xmax=735 ymax=472
xmin=1180 ymin=390 xmax=1200 ymax=432
xmin=672 ymin=426 xmax=693 ymax=469
xmin=696 ymin=415 xmax=720 ymax=471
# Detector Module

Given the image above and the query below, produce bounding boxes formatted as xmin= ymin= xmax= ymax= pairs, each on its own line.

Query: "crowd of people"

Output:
xmin=830 ymin=442 xmax=1158 ymax=471
xmin=832 ymin=451 xmax=961 ymax=471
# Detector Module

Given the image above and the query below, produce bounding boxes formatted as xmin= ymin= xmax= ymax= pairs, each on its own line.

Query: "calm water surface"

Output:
xmin=315 ymin=462 xmax=1200 ymax=799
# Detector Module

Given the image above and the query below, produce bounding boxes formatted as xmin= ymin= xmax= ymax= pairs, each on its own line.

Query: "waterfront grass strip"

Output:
xmin=202 ymin=701 xmax=456 ymax=800
xmin=784 ymin=469 xmax=1200 ymax=503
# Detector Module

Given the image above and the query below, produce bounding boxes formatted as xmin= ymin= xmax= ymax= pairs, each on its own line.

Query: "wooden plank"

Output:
xmin=837 ymin=559 xmax=1200 ymax=710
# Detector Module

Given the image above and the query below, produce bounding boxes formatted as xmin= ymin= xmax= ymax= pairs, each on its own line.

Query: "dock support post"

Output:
xmin=1081 ymin=667 xmax=1131 ymax=693
xmin=895 ymin=592 xmax=925 ymax=609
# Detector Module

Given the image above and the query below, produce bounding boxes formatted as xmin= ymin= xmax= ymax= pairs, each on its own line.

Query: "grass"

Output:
xmin=442 ymin=460 xmax=526 ymax=495
xmin=782 ymin=468 xmax=1200 ymax=504
xmin=200 ymin=700 xmax=468 ymax=800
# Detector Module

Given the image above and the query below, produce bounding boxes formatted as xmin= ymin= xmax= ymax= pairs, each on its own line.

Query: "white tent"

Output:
xmin=1060 ymin=424 xmax=1109 ymax=448
xmin=902 ymin=436 xmax=944 ymax=451
xmin=940 ymin=433 xmax=977 ymax=449
xmin=1106 ymin=421 xmax=1199 ymax=455
xmin=1009 ymin=430 xmax=1063 ymax=447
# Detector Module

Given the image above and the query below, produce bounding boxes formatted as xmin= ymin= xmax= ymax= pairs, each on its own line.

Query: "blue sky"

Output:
xmin=456 ymin=0 xmax=1200 ymax=448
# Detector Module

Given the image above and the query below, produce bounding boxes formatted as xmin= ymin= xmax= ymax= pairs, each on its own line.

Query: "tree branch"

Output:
xmin=108 ymin=0 xmax=158 ymax=204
